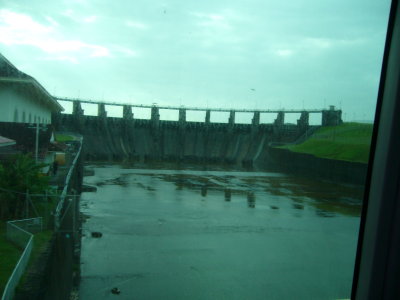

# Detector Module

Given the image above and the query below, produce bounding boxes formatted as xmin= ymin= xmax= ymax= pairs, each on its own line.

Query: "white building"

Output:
xmin=0 ymin=54 xmax=63 ymax=124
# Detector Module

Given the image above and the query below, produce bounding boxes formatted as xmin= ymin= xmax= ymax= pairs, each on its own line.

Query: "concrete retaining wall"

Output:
xmin=266 ymin=147 xmax=368 ymax=185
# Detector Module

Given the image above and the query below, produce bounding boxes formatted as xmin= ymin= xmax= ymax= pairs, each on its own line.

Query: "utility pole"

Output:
xmin=35 ymin=122 xmax=39 ymax=163
xmin=72 ymin=191 xmax=76 ymax=241
xmin=28 ymin=122 xmax=47 ymax=164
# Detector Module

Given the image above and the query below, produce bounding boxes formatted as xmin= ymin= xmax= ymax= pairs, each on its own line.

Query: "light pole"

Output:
xmin=28 ymin=122 xmax=47 ymax=163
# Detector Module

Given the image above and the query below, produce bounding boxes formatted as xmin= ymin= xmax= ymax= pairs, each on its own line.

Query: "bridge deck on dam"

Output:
xmin=56 ymin=96 xmax=325 ymax=113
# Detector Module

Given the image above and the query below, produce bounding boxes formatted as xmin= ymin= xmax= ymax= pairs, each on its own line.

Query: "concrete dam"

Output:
xmin=53 ymin=99 xmax=343 ymax=165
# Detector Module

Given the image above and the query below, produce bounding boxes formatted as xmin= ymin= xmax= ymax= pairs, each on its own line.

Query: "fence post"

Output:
xmin=25 ymin=190 xmax=29 ymax=219
xmin=72 ymin=191 xmax=76 ymax=241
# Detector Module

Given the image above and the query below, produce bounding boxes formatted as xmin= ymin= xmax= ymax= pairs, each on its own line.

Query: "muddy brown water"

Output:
xmin=79 ymin=165 xmax=363 ymax=300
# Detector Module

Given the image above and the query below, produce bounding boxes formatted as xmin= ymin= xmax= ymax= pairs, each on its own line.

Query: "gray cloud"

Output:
xmin=0 ymin=0 xmax=391 ymax=121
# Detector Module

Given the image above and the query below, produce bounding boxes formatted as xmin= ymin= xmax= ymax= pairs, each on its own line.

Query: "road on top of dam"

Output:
xmin=79 ymin=165 xmax=363 ymax=300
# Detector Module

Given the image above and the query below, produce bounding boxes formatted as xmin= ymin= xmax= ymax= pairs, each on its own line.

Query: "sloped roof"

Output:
xmin=0 ymin=53 xmax=64 ymax=112
xmin=0 ymin=135 xmax=16 ymax=147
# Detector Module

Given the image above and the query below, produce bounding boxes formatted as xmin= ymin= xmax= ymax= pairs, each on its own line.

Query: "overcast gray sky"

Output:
xmin=0 ymin=0 xmax=391 ymax=123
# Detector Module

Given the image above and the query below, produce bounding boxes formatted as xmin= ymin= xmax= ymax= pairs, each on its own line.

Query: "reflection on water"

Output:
xmin=293 ymin=203 xmax=304 ymax=210
xmin=224 ymin=188 xmax=231 ymax=202
xmin=247 ymin=191 xmax=256 ymax=208
xmin=92 ymin=170 xmax=362 ymax=217
xmin=201 ymin=185 xmax=207 ymax=197
xmin=80 ymin=165 xmax=363 ymax=300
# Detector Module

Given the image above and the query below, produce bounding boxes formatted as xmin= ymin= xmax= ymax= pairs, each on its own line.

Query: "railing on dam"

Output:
xmin=55 ymin=96 xmax=323 ymax=113
xmin=54 ymin=137 xmax=83 ymax=230
xmin=54 ymin=97 xmax=343 ymax=127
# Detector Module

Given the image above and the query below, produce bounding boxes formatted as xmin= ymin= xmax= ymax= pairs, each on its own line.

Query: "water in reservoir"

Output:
xmin=79 ymin=165 xmax=363 ymax=300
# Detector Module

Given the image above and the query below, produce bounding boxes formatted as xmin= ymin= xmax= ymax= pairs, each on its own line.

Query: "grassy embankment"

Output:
xmin=55 ymin=133 xmax=75 ymax=142
xmin=0 ymin=177 xmax=60 ymax=294
xmin=0 ymin=200 xmax=56 ymax=295
xmin=15 ymin=192 xmax=58 ymax=290
xmin=0 ymin=223 xmax=22 ymax=294
xmin=278 ymin=122 xmax=373 ymax=164
xmin=1 ymin=137 xmax=72 ymax=295
xmin=15 ymin=229 xmax=53 ymax=291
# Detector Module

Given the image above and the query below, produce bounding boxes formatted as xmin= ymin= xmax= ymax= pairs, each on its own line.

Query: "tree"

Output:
xmin=0 ymin=154 xmax=49 ymax=219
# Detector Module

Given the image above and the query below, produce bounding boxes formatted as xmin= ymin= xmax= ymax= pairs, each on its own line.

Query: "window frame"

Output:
xmin=352 ymin=0 xmax=400 ymax=299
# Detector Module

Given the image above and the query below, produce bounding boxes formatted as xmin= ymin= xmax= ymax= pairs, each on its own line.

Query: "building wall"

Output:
xmin=0 ymin=88 xmax=52 ymax=124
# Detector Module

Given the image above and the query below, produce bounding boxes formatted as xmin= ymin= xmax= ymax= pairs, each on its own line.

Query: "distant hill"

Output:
xmin=278 ymin=122 xmax=373 ymax=163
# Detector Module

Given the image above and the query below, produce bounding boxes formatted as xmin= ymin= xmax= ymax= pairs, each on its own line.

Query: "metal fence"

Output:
xmin=54 ymin=138 xmax=82 ymax=230
xmin=7 ymin=218 xmax=43 ymax=247
xmin=1 ymin=217 xmax=42 ymax=300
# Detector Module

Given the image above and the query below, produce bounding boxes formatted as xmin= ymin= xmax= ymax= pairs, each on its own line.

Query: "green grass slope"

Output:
xmin=279 ymin=122 xmax=373 ymax=163
xmin=0 ymin=224 xmax=22 ymax=295
xmin=55 ymin=133 xmax=75 ymax=142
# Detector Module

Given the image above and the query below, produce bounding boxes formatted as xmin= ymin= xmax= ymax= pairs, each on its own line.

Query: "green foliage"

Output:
xmin=16 ymin=230 xmax=53 ymax=290
xmin=0 ymin=155 xmax=56 ymax=295
xmin=55 ymin=134 xmax=74 ymax=142
xmin=0 ymin=224 xmax=22 ymax=295
xmin=0 ymin=154 xmax=50 ymax=219
xmin=0 ymin=226 xmax=54 ymax=295
xmin=279 ymin=123 xmax=373 ymax=163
